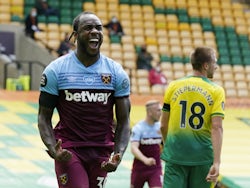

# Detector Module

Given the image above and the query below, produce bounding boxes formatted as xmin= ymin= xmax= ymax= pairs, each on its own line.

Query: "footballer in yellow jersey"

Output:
xmin=161 ymin=47 xmax=225 ymax=188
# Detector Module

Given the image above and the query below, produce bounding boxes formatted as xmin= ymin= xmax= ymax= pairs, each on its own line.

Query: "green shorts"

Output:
xmin=163 ymin=162 xmax=212 ymax=188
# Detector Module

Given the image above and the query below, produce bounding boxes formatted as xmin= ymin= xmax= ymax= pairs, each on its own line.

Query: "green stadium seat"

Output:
xmin=219 ymin=48 xmax=229 ymax=57
xmin=60 ymin=9 xmax=72 ymax=18
xmin=218 ymin=56 xmax=230 ymax=65
xmin=229 ymin=48 xmax=241 ymax=57
xmin=119 ymin=0 xmax=130 ymax=4
xmin=60 ymin=16 xmax=72 ymax=24
xmin=47 ymin=15 xmax=59 ymax=23
xmin=37 ymin=15 xmax=46 ymax=23
xmin=165 ymin=8 xmax=177 ymax=14
xmin=48 ymin=0 xmax=59 ymax=9
xmin=178 ymin=15 xmax=189 ymax=23
xmin=130 ymin=0 xmax=141 ymax=4
xmin=141 ymin=0 xmax=152 ymax=5
xmin=60 ymin=1 xmax=71 ymax=8
xmin=231 ymin=56 xmax=242 ymax=65
xmin=189 ymin=17 xmax=200 ymax=23
xmin=72 ymin=1 xmax=83 ymax=9
xmin=11 ymin=15 xmax=22 ymax=23
xmin=171 ymin=56 xmax=183 ymax=63
xmin=154 ymin=8 xmax=165 ymax=14
xmin=25 ymin=0 xmax=35 ymax=6
xmin=110 ymin=35 xmax=121 ymax=43
xmin=160 ymin=55 xmax=171 ymax=62
xmin=243 ymin=57 xmax=250 ymax=65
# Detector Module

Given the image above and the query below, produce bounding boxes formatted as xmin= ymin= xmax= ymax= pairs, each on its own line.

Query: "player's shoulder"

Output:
xmin=100 ymin=54 xmax=122 ymax=67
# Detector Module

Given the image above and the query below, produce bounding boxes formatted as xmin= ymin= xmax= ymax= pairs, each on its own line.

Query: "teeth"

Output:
xmin=89 ymin=39 xmax=98 ymax=42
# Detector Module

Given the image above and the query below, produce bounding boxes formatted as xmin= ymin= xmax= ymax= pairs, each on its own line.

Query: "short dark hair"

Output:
xmin=72 ymin=11 xmax=95 ymax=32
xmin=190 ymin=47 xmax=215 ymax=71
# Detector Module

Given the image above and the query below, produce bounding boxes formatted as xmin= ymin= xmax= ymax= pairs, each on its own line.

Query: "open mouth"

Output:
xmin=89 ymin=39 xmax=99 ymax=49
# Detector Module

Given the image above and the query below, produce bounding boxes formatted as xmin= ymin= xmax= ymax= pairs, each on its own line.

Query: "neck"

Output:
xmin=193 ymin=70 xmax=207 ymax=78
xmin=75 ymin=50 xmax=100 ymax=67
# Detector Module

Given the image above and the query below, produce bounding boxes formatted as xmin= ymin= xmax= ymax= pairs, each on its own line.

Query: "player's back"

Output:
xmin=161 ymin=75 xmax=225 ymax=165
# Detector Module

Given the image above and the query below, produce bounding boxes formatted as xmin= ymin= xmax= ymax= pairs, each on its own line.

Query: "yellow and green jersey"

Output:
xmin=161 ymin=76 xmax=225 ymax=165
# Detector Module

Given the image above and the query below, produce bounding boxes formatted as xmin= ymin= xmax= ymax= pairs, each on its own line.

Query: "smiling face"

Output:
xmin=75 ymin=13 xmax=103 ymax=57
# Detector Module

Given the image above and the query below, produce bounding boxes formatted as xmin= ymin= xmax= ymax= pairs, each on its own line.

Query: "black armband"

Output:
xmin=39 ymin=91 xmax=58 ymax=109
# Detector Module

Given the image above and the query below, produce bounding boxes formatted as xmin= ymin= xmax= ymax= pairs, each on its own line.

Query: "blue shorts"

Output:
xmin=55 ymin=147 xmax=111 ymax=188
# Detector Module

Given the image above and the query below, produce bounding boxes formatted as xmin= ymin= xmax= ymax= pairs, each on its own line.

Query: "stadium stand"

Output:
xmin=1 ymin=1 xmax=250 ymax=187
xmin=0 ymin=0 xmax=250 ymax=97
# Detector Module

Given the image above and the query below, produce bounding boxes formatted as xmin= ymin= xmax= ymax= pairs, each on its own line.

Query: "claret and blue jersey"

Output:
xmin=40 ymin=52 xmax=130 ymax=149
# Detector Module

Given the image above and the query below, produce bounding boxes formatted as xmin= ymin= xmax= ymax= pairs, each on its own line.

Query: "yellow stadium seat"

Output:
xmin=209 ymin=1 xmax=221 ymax=9
xmin=179 ymin=23 xmax=190 ymax=31
xmin=191 ymin=31 xmax=203 ymax=39
xmin=0 ymin=13 xmax=11 ymax=23
xmin=47 ymin=40 xmax=60 ymax=50
xmin=146 ymin=37 xmax=157 ymax=45
xmin=121 ymin=35 xmax=133 ymax=44
xmin=144 ymin=28 xmax=156 ymax=37
xmin=47 ymin=32 xmax=60 ymax=41
xmin=11 ymin=0 xmax=23 ymax=6
xmin=224 ymin=17 xmax=235 ymax=27
xmin=225 ymin=88 xmax=237 ymax=98
xmin=59 ymin=24 xmax=72 ymax=34
xmin=212 ymin=17 xmax=224 ymax=26
xmin=108 ymin=3 xmax=119 ymax=12
xmin=47 ymin=23 xmax=59 ymax=32
xmin=0 ymin=5 xmax=10 ymax=13
xmin=151 ymin=85 xmax=165 ymax=95
xmin=237 ymin=89 xmax=249 ymax=98
xmin=199 ymin=7 xmax=210 ymax=17
xmin=182 ymin=46 xmax=193 ymax=58
xmin=188 ymin=7 xmax=200 ymax=17
xmin=144 ymin=20 xmax=155 ymax=29
xmin=236 ymin=25 xmax=248 ymax=35
xmin=142 ymin=5 xmax=154 ymax=13
xmin=193 ymin=38 xmax=204 ymax=47
xmin=190 ymin=23 xmax=202 ymax=31
xmin=167 ymin=22 xmax=179 ymax=30
xmin=138 ymin=85 xmax=151 ymax=95
xmin=96 ymin=3 xmax=107 ymax=11
xmin=166 ymin=15 xmax=178 ymax=22
xmin=122 ymin=43 xmax=135 ymax=53
xmin=131 ymin=5 xmax=142 ymax=13
xmin=34 ymin=32 xmax=47 ymax=42
xmin=131 ymin=12 xmax=143 ymax=21
xmin=83 ymin=2 xmax=95 ymax=12
xmin=10 ymin=6 xmax=23 ymax=17
xmin=132 ymin=28 xmax=144 ymax=37
xmin=155 ymin=14 xmax=166 ymax=22
xmin=164 ymin=0 xmax=176 ymax=8
xmin=156 ymin=29 xmax=167 ymax=37
xmin=181 ymin=38 xmax=193 ymax=48
xmin=176 ymin=0 xmax=187 ymax=8
xmin=119 ymin=4 xmax=130 ymax=12
xmin=0 ymin=0 xmax=11 ymax=5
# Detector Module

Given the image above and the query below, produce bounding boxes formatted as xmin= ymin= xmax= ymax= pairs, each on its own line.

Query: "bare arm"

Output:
xmin=38 ymin=102 xmax=72 ymax=162
xmin=38 ymin=105 xmax=57 ymax=154
xmin=101 ymin=96 xmax=131 ymax=172
xmin=206 ymin=116 xmax=223 ymax=182
xmin=160 ymin=111 xmax=170 ymax=144
xmin=131 ymin=141 xmax=156 ymax=166
xmin=114 ymin=96 xmax=131 ymax=157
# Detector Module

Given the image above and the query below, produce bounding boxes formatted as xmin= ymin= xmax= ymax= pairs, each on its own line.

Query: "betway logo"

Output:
xmin=65 ymin=90 xmax=111 ymax=104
